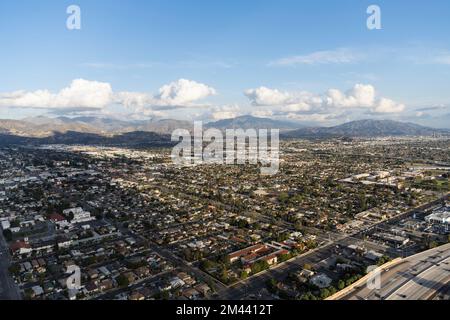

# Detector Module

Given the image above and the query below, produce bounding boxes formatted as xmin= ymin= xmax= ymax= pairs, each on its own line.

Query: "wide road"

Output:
xmin=339 ymin=243 xmax=450 ymax=300
xmin=0 ymin=231 xmax=22 ymax=300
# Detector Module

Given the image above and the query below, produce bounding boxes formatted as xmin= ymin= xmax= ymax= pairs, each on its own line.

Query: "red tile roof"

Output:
xmin=10 ymin=241 xmax=31 ymax=252
xmin=49 ymin=213 xmax=66 ymax=222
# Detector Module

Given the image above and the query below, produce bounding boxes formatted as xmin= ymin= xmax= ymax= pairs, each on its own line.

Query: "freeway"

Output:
xmin=338 ymin=243 xmax=450 ymax=300
xmin=0 ymin=231 xmax=22 ymax=300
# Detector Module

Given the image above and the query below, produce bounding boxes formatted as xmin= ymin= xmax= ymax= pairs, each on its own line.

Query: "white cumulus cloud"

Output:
xmin=156 ymin=79 xmax=216 ymax=106
xmin=245 ymin=87 xmax=291 ymax=106
xmin=114 ymin=91 xmax=153 ymax=109
xmin=115 ymin=79 xmax=217 ymax=111
xmin=0 ymin=78 xmax=217 ymax=118
xmin=210 ymin=104 xmax=241 ymax=120
xmin=373 ymin=98 xmax=405 ymax=113
xmin=326 ymin=84 xmax=375 ymax=108
xmin=244 ymin=83 xmax=405 ymax=115
xmin=244 ymin=87 xmax=320 ymax=113
xmin=0 ymin=79 xmax=113 ymax=109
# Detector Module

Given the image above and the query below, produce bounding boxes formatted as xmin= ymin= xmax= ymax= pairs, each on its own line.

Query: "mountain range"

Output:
xmin=0 ymin=116 xmax=193 ymax=137
xmin=281 ymin=119 xmax=449 ymax=138
xmin=0 ymin=116 xmax=449 ymax=146
xmin=0 ymin=115 xmax=299 ymax=138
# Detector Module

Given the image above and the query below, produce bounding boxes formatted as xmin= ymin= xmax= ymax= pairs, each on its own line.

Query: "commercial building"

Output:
xmin=425 ymin=208 xmax=450 ymax=231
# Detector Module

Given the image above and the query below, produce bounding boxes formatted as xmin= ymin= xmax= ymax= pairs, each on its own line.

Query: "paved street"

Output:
xmin=0 ymin=232 xmax=21 ymax=300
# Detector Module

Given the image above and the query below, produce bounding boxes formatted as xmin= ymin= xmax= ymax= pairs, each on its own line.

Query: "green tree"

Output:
xmin=328 ymin=286 xmax=337 ymax=295
xmin=303 ymin=263 xmax=312 ymax=271
xmin=320 ymin=288 xmax=330 ymax=299
xmin=8 ymin=264 xmax=20 ymax=276
xmin=429 ymin=241 xmax=439 ymax=249
xmin=160 ymin=290 xmax=170 ymax=300
xmin=2 ymin=229 xmax=13 ymax=241
xmin=278 ymin=192 xmax=289 ymax=203
xmin=116 ymin=274 xmax=130 ymax=287
xmin=358 ymin=193 xmax=367 ymax=211
xmin=200 ymin=259 xmax=214 ymax=271
xmin=251 ymin=263 xmax=261 ymax=274
xmin=10 ymin=220 xmax=20 ymax=228
xmin=260 ymin=260 xmax=270 ymax=271
xmin=278 ymin=253 xmax=291 ymax=263
xmin=220 ymin=267 xmax=229 ymax=284
xmin=266 ymin=278 xmax=278 ymax=293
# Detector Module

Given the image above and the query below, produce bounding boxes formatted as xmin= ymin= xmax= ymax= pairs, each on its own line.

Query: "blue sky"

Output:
xmin=1 ymin=0 xmax=450 ymax=127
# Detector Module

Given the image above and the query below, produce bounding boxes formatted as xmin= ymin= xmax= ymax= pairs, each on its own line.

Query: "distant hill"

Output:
xmin=56 ymin=116 xmax=192 ymax=134
xmin=0 ymin=117 xmax=104 ymax=137
xmin=0 ymin=131 xmax=173 ymax=147
xmin=0 ymin=117 xmax=192 ymax=137
xmin=135 ymin=119 xmax=192 ymax=134
xmin=282 ymin=119 xmax=450 ymax=138
xmin=206 ymin=115 xmax=300 ymax=131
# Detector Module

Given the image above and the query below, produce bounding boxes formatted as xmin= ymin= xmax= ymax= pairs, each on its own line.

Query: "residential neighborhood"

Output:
xmin=1 ymin=137 xmax=449 ymax=300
